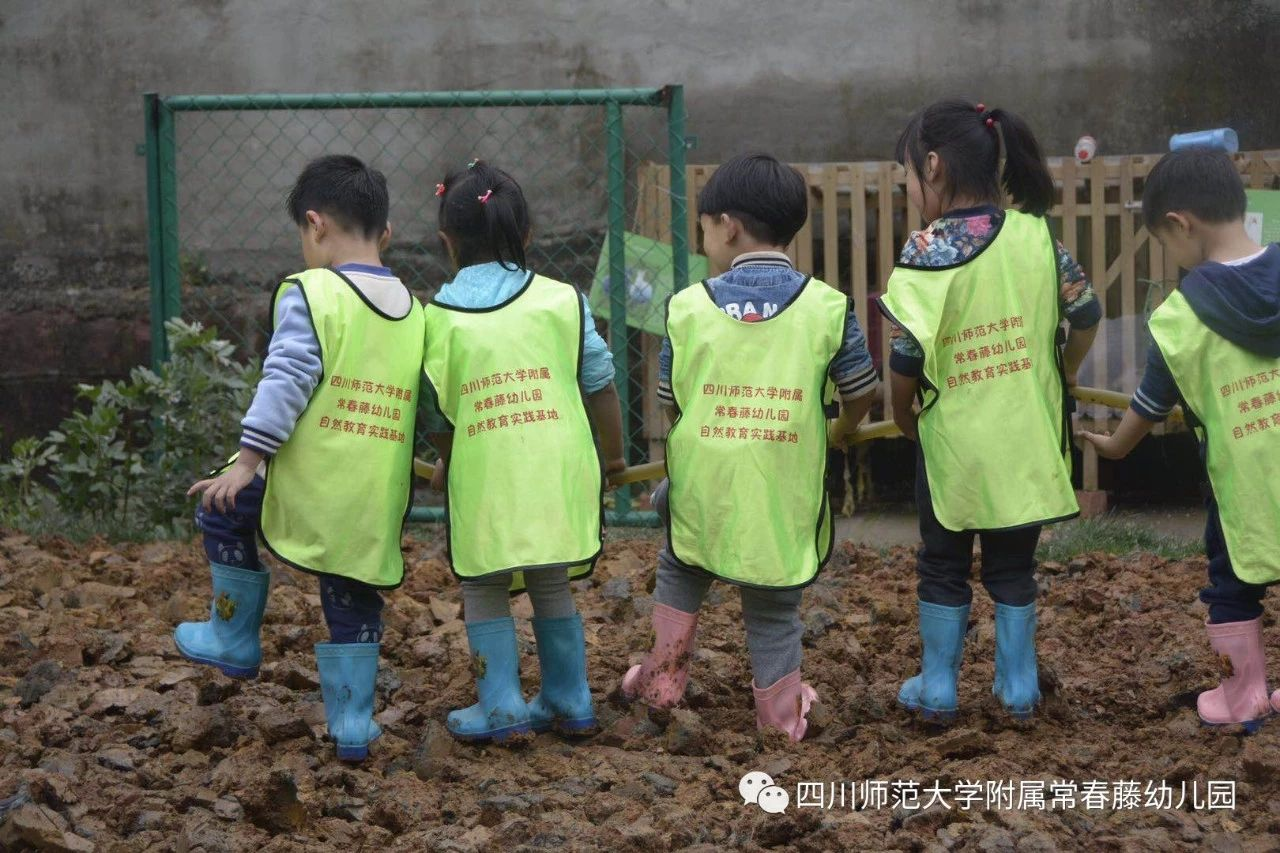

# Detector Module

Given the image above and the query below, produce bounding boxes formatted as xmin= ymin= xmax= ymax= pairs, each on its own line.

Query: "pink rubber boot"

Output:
xmin=622 ymin=603 xmax=698 ymax=708
xmin=1272 ymin=687 xmax=1280 ymax=715
xmin=1198 ymin=618 xmax=1273 ymax=731
xmin=752 ymin=669 xmax=818 ymax=742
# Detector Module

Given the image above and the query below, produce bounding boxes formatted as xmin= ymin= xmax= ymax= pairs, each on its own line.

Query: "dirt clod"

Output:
xmin=0 ymin=532 xmax=1276 ymax=848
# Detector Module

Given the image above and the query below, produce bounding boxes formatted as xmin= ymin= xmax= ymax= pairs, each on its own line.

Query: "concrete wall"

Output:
xmin=3 ymin=0 xmax=1280 ymax=440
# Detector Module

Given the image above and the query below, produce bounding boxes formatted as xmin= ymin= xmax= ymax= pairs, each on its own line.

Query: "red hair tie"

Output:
xmin=434 ymin=183 xmax=446 ymax=197
xmin=985 ymin=117 xmax=995 ymax=128
xmin=477 ymin=189 xmax=493 ymax=204
xmin=975 ymin=102 xmax=986 ymax=113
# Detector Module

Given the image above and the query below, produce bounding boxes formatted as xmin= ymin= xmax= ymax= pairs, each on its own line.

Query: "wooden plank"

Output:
xmin=1119 ymin=158 xmax=1137 ymax=392
xmin=793 ymin=179 xmax=814 ymax=271
xmin=822 ymin=164 xmax=840 ymax=289
xmin=850 ymin=164 xmax=869 ymax=332
xmin=878 ymin=162 xmax=895 ymax=411
xmin=1060 ymin=157 xmax=1078 ymax=258
xmin=641 ymin=332 xmax=664 ymax=461
xmin=1083 ymin=157 xmax=1108 ymax=491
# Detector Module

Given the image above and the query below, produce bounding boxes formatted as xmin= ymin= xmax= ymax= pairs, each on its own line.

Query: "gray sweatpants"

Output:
xmin=652 ymin=480 xmax=803 ymax=689
xmin=461 ymin=567 xmax=577 ymax=622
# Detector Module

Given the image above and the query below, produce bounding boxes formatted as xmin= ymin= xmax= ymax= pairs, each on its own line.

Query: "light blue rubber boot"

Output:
xmin=898 ymin=600 xmax=970 ymax=722
xmin=993 ymin=602 xmax=1040 ymax=719
xmin=315 ymin=642 xmax=383 ymax=762
xmin=448 ymin=617 xmax=532 ymax=744
xmin=527 ymin=615 xmax=598 ymax=735
xmin=173 ymin=562 xmax=270 ymax=679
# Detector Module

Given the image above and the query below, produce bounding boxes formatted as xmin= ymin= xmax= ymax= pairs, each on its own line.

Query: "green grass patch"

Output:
xmin=1036 ymin=514 xmax=1204 ymax=563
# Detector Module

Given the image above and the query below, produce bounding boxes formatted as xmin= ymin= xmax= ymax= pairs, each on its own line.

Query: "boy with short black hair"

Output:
xmin=1082 ymin=146 xmax=1280 ymax=730
xmin=179 ymin=154 xmax=425 ymax=761
xmin=622 ymin=152 xmax=878 ymax=741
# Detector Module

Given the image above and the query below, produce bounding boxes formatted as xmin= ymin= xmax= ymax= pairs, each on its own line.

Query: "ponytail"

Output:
xmin=895 ymin=99 xmax=1054 ymax=218
xmin=989 ymin=108 xmax=1054 ymax=217
xmin=437 ymin=160 xmax=530 ymax=271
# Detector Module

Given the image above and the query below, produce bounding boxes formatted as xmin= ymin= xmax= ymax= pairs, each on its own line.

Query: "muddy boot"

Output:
xmin=527 ymin=615 xmax=597 ymax=735
xmin=1199 ymin=618 xmax=1272 ymax=731
xmin=993 ymin=602 xmax=1040 ymax=720
xmin=315 ymin=642 xmax=383 ymax=762
xmin=752 ymin=669 xmax=818 ymax=742
xmin=173 ymin=563 xmax=269 ymax=679
xmin=448 ymin=617 xmax=531 ymax=744
xmin=621 ymin=603 xmax=698 ymax=708
xmin=898 ymin=601 xmax=969 ymax=722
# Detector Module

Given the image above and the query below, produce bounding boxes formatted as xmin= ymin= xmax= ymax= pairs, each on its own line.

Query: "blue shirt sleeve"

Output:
xmin=580 ymin=295 xmax=615 ymax=394
xmin=829 ymin=304 xmax=879 ymax=400
xmin=1131 ymin=343 xmax=1181 ymax=422
xmin=240 ymin=286 xmax=323 ymax=455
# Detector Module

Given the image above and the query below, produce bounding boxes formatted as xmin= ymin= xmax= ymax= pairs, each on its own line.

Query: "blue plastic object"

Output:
xmin=1169 ymin=128 xmax=1239 ymax=153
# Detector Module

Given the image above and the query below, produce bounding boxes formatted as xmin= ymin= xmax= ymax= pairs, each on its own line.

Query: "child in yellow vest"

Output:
xmin=622 ymin=153 xmax=879 ymax=741
xmin=1083 ymin=147 xmax=1280 ymax=731
xmin=880 ymin=101 xmax=1099 ymax=722
xmin=181 ymin=155 xmax=424 ymax=761
xmin=422 ymin=161 xmax=626 ymax=744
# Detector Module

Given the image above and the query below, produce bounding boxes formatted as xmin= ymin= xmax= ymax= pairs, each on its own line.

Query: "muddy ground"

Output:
xmin=2 ymin=528 xmax=1279 ymax=851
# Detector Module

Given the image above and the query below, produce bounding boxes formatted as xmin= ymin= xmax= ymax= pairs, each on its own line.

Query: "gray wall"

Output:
xmin=3 ymin=0 xmax=1280 ymax=438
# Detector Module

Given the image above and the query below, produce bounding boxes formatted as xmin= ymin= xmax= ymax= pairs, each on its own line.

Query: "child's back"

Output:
xmin=179 ymin=155 xmax=423 ymax=762
xmin=625 ymin=153 xmax=880 ymax=741
xmin=1083 ymin=146 xmax=1280 ymax=729
xmin=420 ymin=161 xmax=625 ymax=744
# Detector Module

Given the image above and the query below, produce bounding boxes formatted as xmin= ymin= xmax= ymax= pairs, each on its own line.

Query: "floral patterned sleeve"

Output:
xmin=1055 ymin=241 xmax=1101 ymax=329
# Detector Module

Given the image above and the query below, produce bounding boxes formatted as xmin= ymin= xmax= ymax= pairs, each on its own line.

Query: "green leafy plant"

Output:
xmin=0 ymin=319 xmax=260 ymax=540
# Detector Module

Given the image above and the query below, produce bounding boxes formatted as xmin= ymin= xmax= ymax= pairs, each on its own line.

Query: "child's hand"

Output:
xmin=827 ymin=419 xmax=849 ymax=447
xmin=188 ymin=454 xmax=260 ymax=513
xmin=1077 ymin=429 xmax=1122 ymax=459
xmin=430 ymin=460 xmax=447 ymax=492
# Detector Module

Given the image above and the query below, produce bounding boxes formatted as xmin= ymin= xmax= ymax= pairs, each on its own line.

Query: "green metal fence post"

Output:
xmin=666 ymin=85 xmax=689 ymax=295
xmin=605 ymin=100 xmax=632 ymax=519
xmin=143 ymin=93 xmax=168 ymax=368
xmin=156 ymin=97 xmax=182 ymax=351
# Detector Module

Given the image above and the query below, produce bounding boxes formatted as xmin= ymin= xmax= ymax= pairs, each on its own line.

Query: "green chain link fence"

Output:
xmin=144 ymin=87 xmax=690 ymax=525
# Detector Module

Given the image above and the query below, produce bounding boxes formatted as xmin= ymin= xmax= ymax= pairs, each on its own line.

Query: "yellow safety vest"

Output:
xmin=879 ymin=209 xmax=1078 ymax=531
xmin=666 ymin=276 xmax=846 ymax=588
xmin=260 ymin=268 xmax=424 ymax=588
xmin=422 ymin=273 xmax=602 ymax=589
xmin=1148 ymin=289 xmax=1280 ymax=583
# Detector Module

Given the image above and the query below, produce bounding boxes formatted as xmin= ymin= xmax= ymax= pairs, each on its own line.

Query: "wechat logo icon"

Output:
xmin=740 ymin=770 xmax=789 ymax=814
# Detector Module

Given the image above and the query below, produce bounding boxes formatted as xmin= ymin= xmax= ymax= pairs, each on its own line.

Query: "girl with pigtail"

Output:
xmin=878 ymin=101 xmax=1100 ymax=723
xmin=420 ymin=160 xmax=625 ymax=744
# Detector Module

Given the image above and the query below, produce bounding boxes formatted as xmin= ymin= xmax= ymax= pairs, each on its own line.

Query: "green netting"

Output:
xmin=144 ymin=88 xmax=689 ymax=523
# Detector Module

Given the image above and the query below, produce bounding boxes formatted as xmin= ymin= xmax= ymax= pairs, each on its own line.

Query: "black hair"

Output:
xmin=895 ymin=99 xmax=1054 ymax=217
xmin=286 ymin=154 xmax=389 ymax=239
xmin=436 ymin=161 xmax=529 ymax=271
xmin=1142 ymin=147 xmax=1246 ymax=231
xmin=696 ymin=153 xmax=808 ymax=246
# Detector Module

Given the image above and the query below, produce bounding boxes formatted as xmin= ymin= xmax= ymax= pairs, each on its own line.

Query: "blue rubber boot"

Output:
xmin=448 ymin=617 xmax=532 ymax=744
xmin=993 ymin=602 xmax=1041 ymax=719
xmin=315 ymin=642 xmax=383 ymax=762
xmin=173 ymin=562 xmax=269 ymax=679
xmin=527 ymin=615 xmax=598 ymax=735
xmin=898 ymin=600 xmax=970 ymax=722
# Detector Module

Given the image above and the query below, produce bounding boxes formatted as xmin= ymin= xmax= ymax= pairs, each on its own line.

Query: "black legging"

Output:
xmin=913 ymin=450 xmax=1041 ymax=607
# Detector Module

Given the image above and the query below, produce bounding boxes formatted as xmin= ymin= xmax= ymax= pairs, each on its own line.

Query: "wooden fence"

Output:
xmin=630 ymin=151 xmax=1280 ymax=490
